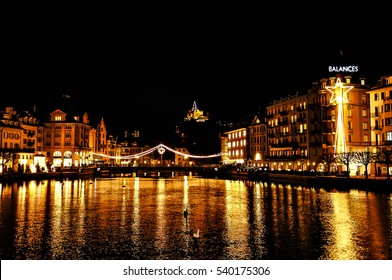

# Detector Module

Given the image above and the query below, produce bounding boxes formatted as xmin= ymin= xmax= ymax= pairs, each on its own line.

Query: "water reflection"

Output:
xmin=224 ymin=180 xmax=250 ymax=258
xmin=0 ymin=177 xmax=391 ymax=260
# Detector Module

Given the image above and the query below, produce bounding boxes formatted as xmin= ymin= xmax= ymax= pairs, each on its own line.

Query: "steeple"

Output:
xmin=192 ymin=101 xmax=198 ymax=112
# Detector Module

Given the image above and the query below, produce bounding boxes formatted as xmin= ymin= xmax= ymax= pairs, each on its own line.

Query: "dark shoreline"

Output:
xmin=265 ymin=173 xmax=391 ymax=193
xmin=0 ymin=168 xmax=96 ymax=183
xmin=1 ymin=168 xmax=391 ymax=193
xmin=208 ymin=169 xmax=392 ymax=193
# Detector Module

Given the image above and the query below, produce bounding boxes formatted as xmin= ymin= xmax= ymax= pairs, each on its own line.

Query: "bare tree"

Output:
xmin=336 ymin=151 xmax=356 ymax=177
xmin=0 ymin=149 xmax=15 ymax=172
xmin=353 ymin=151 xmax=375 ymax=179
xmin=318 ymin=152 xmax=337 ymax=174
xmin=375 ymin=148 xmax=392 ymax=180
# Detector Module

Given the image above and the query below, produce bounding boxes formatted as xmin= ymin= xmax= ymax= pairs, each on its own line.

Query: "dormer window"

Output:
xmin=55 ymin=116 xmax=62 ymax=121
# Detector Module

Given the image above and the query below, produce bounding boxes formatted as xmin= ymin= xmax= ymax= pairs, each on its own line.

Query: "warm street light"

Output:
xmin=158 ymin=146 xmax=165 ymax=167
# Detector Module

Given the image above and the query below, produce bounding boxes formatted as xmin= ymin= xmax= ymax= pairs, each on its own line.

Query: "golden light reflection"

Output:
xmin=252 ymin=182 xmax=267 ymax=255
xmin=155 ymin=178 xmax=166 ymax=251
xmin=182 ymin=176 xmax=189 ymax=231
xmin=74 ymin=179 xmax=86 ymax=250
xmin=327 ymin=193 xmax=357 ymax=259
xmin=225 ymin=180 xmax=250 ymax=258
xmin=12 ymin=181 xmax=49 ymax=257
xmin=2 ymin=178 xmax=391 ymax=259
xmin=50 ymin=179 xmax=87 ymax=257
xmin=132 ymin=177 xmax=140 ymax=237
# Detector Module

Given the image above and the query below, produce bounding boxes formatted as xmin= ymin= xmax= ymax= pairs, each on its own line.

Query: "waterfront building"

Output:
xmin=266 ymin=93 xmax=312 ymax=171
xmin=0 ymin=107 xmax=46 ymax=172
xmin=367 ymin=74 xmax=392 ymax=176
xmin=174 ymin=147 xmax=190 ymax=166
xmin=43 ymin=95 xmax=92 ymax=167
xmin=120 ymin=141 xmax=154 ymax=166
xmin=2 ymin=74 xmax=392 ymax=178
xmin=221 ymin=127 xmax=248 ymax=165
xmin=265 ymin=74 xmax=370 ymax=174
xmin=247 ymin=114 xmax=268 ymax=168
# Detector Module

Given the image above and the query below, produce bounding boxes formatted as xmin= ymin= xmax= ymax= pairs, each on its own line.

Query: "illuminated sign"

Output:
xmin=328 ymin=66 xmax=359 ymax=73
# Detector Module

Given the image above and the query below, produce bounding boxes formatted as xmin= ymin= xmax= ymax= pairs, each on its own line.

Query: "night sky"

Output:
xmin=2 ymin=2 xmax=391 ymax=139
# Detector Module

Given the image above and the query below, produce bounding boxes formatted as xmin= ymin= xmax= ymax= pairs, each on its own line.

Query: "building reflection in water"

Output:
xmin=155 ymin=178 xmax=166 ymax=252
xmin=0 ymin=178 xmax=391 ymax=260
xmin=224 ymin=179 xmax=250 ymax=259
xmin=132 ymin=177 xmax=140 ymax=247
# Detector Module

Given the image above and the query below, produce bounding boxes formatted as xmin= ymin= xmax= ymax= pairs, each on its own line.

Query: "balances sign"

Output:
xmin=328 ymin=66 xmax=359 ymax=72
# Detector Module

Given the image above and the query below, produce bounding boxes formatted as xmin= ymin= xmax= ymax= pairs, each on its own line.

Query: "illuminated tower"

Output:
xmin=326 ymin=77 xmax=353 ymax=154
xmin=185 ymin=101 xmax=209 ymax=122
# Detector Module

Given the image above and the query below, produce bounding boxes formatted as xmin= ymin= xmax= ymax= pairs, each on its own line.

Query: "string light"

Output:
xmin=91 ymin=143 xmax=222 ymax=160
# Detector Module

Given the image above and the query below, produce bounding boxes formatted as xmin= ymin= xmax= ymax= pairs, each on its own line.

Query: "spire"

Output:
xmin=192 ymin=101 xmax=198 ymax=112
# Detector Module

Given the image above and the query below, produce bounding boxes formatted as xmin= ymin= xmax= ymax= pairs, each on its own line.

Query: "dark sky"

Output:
xmin=2 ymin=2 xmax=391 ymax=139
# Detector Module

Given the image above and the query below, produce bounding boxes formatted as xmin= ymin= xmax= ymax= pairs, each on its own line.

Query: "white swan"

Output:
xmin=193 ymin=229 xmax=200 ymax=238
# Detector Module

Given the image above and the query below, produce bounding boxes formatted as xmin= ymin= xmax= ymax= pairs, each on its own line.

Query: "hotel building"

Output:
xmin=221 ymin=74 xmax=374 ymax=176
xmin=367 ymin=74 xmax=392 ymax=176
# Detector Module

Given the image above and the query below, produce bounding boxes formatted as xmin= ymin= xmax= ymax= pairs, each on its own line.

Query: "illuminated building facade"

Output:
xmin=222 ymin=127 xmax=247 ymax=164
xmin=248 ymin=114 xmax=268 ymax=167
xmin=0 ymin=107 xmax=46 ymax=172
xmin=174 ymin=147 xmax=190 ymax=166
xmin=43 ymin=95 xmax=92 ymax=167
xmin=89 ymin=117 xmax=112 ymax=165
xmin=266 ymin=93 xmax=313 ymax=171
xmin=367 ymin=74 xmax=392 ymax=176
xmin=265 ymin=75 xmax=370 ymax=174
xmin=318 ymin=75 xmax=371 ymax=175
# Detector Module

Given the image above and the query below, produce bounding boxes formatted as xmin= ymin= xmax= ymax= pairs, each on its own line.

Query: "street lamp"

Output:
xmin=158 ymin=146 xmax=165 ymax=167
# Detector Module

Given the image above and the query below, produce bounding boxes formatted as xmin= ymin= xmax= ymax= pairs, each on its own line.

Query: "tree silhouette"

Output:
xmin=336 ymin=151 xmax=355 ymax=177
xmin=375 ymin=148 xmax=392 ymax=180
xmin=319 ymin=152 xmax=337 ymax=174
xmin=353 ymin=151 xmax=375 ymax=179
xmin=0 ymin=149 xmax=16 ymax=172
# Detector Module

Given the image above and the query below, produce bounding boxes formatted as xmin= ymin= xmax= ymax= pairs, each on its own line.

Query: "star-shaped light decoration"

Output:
xmin=326 ymin=77 xmax=353 ymax=105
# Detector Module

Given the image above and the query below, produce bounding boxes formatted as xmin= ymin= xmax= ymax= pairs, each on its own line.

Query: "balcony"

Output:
xmin=371 ymin=112 xmax=380 ymax=118
xmin=27 ymin=141 xmax=35 ymax=147
xmin=370 ymin=140 xmax=392 ymax=146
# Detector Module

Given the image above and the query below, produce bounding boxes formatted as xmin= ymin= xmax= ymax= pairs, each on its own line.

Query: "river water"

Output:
xmin=1 ymin=175 xmax=391 ymax=260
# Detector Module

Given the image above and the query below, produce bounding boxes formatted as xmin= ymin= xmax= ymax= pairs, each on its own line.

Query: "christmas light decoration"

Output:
xmin=91 ymin=143 xmax=222 ymax=160
xmin=326 ymin=77 xmax=353 ymax=154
